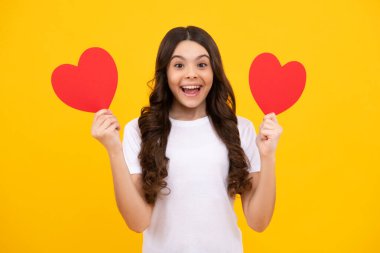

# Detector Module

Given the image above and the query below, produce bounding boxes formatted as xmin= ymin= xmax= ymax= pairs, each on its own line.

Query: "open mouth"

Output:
xmin=180 ymin=85 xmax=202 ymax=96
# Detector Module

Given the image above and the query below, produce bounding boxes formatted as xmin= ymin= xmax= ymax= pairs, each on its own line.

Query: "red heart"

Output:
xmin=51 ymin=47 xmax=118 ymax=113
xmin=249 ymin=53 xmax=306 ymax=115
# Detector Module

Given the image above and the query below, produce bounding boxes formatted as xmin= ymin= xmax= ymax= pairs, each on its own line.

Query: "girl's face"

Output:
xmin=167 ymin=40 xmax=213 ymax=117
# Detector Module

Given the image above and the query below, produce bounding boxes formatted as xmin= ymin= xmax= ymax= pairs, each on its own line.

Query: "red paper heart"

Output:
xmin=51 ymin=47 xmax=118 ymax=113
xmin=249 ymin=52 xmax=306 ymax=115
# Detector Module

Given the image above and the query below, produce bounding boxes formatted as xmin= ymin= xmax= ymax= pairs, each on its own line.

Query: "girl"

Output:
xmin=91 ymin=26 xmax=283 ymax=253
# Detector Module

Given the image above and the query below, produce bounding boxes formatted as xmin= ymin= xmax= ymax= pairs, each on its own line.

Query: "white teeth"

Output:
xmin=181 ymin=85 xmax=201 ymax=89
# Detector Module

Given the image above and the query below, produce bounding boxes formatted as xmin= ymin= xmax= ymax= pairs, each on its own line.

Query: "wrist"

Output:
xmin=260 ymin=153 xmax=276 ymax=162
xmin=107 ymin=145 xmax=124 ymax=157
xmin=260 ymin=154 xmax=276 ymax=173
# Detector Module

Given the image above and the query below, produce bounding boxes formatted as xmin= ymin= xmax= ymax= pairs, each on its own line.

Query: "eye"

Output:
xmin=174 ymin=63 xmax=184 ymax=68
xmin=198 ymin=63 xmax=208 ymax=68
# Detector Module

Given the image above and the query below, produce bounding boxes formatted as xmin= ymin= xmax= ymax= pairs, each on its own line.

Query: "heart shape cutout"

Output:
xmin=51 ymin=47 xmax=118 ymax=113
xmin=249 ymin=52 xmax=306 ymax=115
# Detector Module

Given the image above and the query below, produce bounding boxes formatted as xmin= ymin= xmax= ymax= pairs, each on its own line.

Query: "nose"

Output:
xmin=185 ymin=66 xmax=198 ymax=79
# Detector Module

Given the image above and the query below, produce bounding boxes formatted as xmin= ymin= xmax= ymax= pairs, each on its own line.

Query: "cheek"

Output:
xmin=167 ymin=72 xmax=177 ymax=90
xmin=167 ymin=81 xmax=177 ymax=95
xmin=167 ymin=79 xmax=181 ymax=97
xmin=167 ymin=71 xmax=181 ymax=85
xmin=202 ymin=71 xmax=213 ymax=85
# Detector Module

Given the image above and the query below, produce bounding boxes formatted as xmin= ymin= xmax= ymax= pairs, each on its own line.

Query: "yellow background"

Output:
xmin=1 ymin=0 xmax=379 ymax=252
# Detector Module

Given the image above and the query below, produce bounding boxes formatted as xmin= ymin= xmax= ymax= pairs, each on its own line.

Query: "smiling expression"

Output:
xmin=167 ymin=40 xmax=213 ymax=117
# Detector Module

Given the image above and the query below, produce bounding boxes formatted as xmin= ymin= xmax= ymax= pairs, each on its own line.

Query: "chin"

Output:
xmin=181 ymin=102 xmax=203 ymax=109
xmin=177 ymin=98 xmax=205 ymax=109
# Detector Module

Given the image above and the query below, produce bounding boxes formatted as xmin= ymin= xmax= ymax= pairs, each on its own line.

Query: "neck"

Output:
xmin=169 ymin=101 xmax=207 ymax=121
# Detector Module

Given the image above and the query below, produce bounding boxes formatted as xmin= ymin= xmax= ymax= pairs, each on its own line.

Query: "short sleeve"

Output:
xmin=238 ymin=116 xmax=261 ymax=173
xmin=122 ymin=118 xmax=142 ymax=174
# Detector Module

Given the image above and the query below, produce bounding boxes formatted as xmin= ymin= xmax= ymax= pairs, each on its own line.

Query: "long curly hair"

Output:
xmin=138 ymin=26 xmax=253 ymax=205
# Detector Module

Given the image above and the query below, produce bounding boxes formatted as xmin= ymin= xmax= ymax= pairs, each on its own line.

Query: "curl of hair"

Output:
xmin=138 ymin=26 xmax=253 ymax=205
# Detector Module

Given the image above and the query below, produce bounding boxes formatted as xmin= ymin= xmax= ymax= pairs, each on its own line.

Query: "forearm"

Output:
xmin=249 ymin=155 xmax=276 ymax=231
xmin=107 ymin=148 xmax=151 ymax=232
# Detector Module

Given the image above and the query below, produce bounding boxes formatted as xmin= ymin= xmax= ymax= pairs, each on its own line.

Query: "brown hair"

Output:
xmin=138 ymin=26 xmax=253 ymax=205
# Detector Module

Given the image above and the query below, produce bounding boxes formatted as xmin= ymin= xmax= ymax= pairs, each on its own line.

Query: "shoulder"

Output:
xmin=236 ymin=115 xmax=258 ymax=147
xmin=123 ymin=117 xmax=140 ymax=134
xmin=237 ymin=115 xmax=255 ymax=132
xmin=125 ymin=117 xmax=139 ymax=127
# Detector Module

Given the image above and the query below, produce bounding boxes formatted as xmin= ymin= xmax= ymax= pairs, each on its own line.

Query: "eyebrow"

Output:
xmin=170 ymin=54 xmax=210 ymax=61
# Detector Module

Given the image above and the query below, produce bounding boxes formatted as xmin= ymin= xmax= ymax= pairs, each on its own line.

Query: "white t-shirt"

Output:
xmin=122 ymin=115 xmax=261 ymax=253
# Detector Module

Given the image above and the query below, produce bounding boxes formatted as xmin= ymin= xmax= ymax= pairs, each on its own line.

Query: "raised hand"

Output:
xmin=91 ymin=109 xmax=122 ymax=153
xmin=256 ymin=112 xmax=283 ymax=158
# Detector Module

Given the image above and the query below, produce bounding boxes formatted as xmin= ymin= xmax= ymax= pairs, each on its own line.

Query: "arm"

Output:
xmin=108 ymin=148 xmax=153 ymax=233
xmin=241 ymin=155 xmax=276 ymax=232
xmin=241 ymin=112 xmax=282 ymax=232
xmin=91 ymin=109 xmax=152 ymax=233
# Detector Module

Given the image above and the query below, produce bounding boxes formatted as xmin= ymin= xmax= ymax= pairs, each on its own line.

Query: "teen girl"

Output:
xmin=91 ymin=26 xmax=283 ymax=253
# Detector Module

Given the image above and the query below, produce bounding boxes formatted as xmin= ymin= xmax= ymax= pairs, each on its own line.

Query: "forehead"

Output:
xmin=171 ymin=40 xmax=209 ymax=60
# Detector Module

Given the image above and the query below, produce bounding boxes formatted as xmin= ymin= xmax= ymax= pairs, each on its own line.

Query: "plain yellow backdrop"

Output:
xmin=1 ymin=0 xmax=379 ymax=252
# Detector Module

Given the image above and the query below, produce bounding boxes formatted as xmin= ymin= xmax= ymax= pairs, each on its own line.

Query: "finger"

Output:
xmin=258 ymin=132 xmax=269 ymax=140
xmin=263 ymin=112 xmax=274 ymax=119
xmin=259 ymin=129 xmax=274 ymax=137
xmin=98 ymin=114 xmax=115 ymax=124
xmin=263 ymin=118 xmax=275 ymax=124
xmin=265 ymin=121 xmax=282 ymax=133
xmin=105 ymin=121 xmax=120 ymax=131
xmin=95 ymin=109 xmax=110 ymax=118
xmin=95 ymin=108 xmax=108 ymax=115
xmin=94 ymin=109 xmax=112 ymax=122
xmin=107 ymin=118 xmax=120 ymax=130
xmin=264 ymin=112 xmax=277 ymax=121
xmin=271 ymin=114 xmax=278 ymax=123
xmin=263 ymin=118 xmax=278 ymax=127
xmin=92 ymin=116 xmax=107 ymax=131
xmin=262 ymin=125 xmax=275 ymax=131
xmin=259 ymin=122 xmax=265 ymax=130
xmin=262 ymin=120 xmax=276 ymax=128
xmin=269 ymin=113 xmax=278 ymax=123
xmin=94 ymin=117 xmax=114 ymax=132
xmin=93 ymin=115 xmax=113 ymax=130
xmin=99 ymin=117 xmax=118 ymax=130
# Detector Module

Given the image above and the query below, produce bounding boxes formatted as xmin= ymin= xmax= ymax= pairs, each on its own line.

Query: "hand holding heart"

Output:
xmin=91 ymin=109 xmax=122 ymax=153
xmin=256 ymin=112 xmax=283 ymax=158
xmin=51 ymin=49 xmax=301 ymax=157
